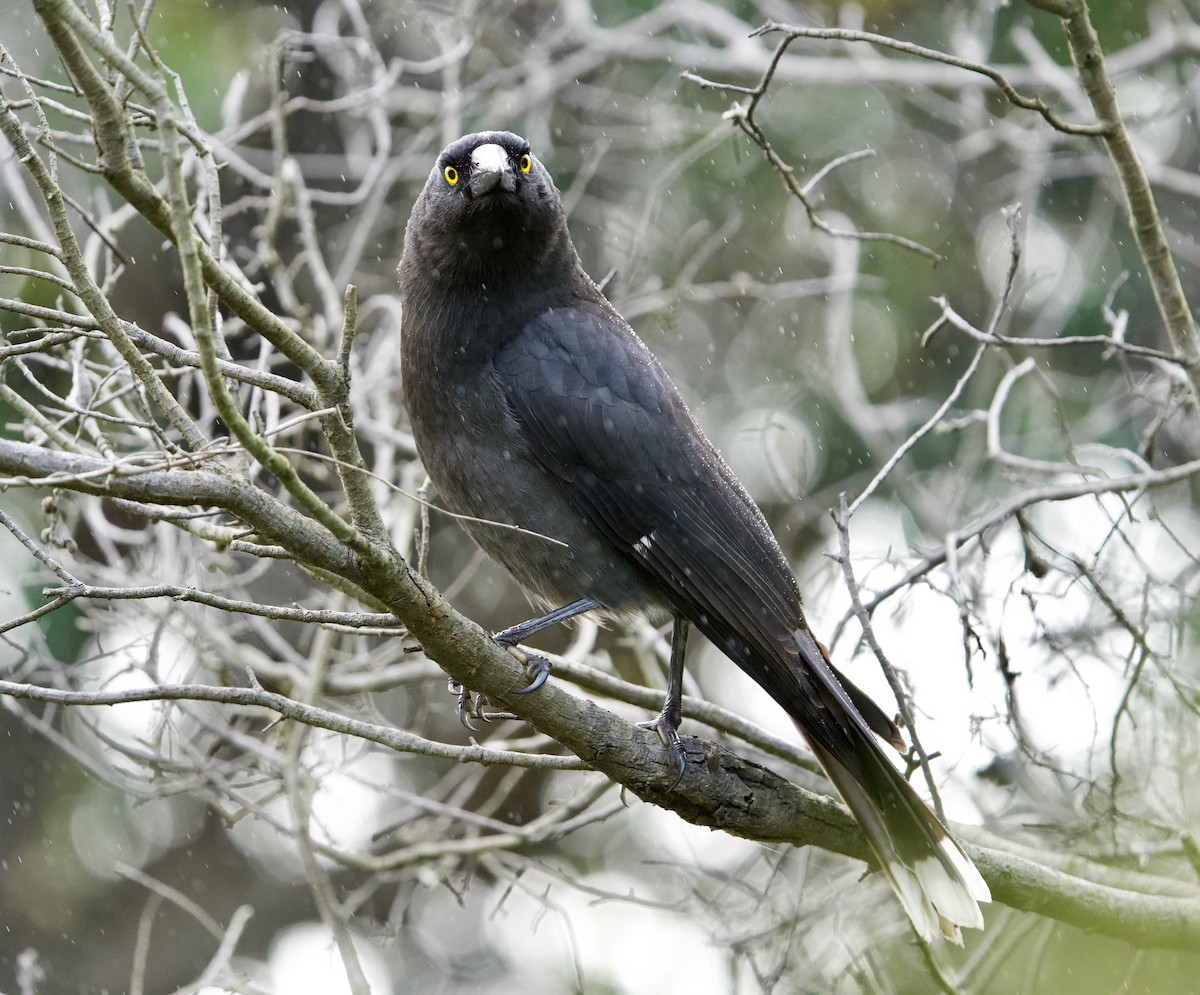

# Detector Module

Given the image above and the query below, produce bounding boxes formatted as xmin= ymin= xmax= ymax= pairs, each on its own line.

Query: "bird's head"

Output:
xmin=402 ymin=130 xmax=570 ymax=288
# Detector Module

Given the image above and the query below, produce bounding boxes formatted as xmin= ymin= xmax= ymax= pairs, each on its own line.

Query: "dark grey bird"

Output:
xmin=398 ymin=130 xmax=989 ymax=941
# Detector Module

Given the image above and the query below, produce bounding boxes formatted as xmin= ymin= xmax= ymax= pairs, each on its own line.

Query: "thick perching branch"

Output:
xmin=4 ymin=1 xmax=1200 ymax=987
xmin=5 ymin=636 xmax=1200 ymax=952
xmin=6 ymin=428 xmax=1200 ymax=950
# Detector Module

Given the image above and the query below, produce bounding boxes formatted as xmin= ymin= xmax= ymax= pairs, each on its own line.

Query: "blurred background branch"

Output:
xmin=3 ymin=1 xmax=1200 ymax=993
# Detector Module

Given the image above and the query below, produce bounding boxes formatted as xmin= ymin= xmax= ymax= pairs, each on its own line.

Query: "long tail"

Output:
xmin=790 ymin=629 xmax=990 ymax=943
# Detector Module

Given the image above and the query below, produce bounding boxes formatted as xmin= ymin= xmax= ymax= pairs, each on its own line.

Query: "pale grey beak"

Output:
xmin=468 ymin=143 xmax=516 ymax=197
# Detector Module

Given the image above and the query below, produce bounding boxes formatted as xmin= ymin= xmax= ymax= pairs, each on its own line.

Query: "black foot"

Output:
xmin=448 ymin=678 xmax=490 ymax=729
xmin=638 ymin=709 xmax=687 ymax=790
xmin=493 ymin=636 xmax=552 ymax=695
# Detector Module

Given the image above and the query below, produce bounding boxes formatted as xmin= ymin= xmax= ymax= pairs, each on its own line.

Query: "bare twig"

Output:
xmin=1023 ymin=0 xmax=1200 ymax=395
xmin=682 ymin=33 xmax=943 ymax=262
xmin=748 ymin=21 xmax=1110 ymax=136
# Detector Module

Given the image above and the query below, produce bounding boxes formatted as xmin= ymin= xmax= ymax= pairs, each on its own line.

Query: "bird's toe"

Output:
xmin=514 ymin=652 xmax=552 ymax=694
xmin=638 ymin=710 xmax=688 ymax=790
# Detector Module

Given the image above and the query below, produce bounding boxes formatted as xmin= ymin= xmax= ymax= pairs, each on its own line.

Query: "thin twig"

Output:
xmin=748 ymin=21 xmax=1110 ymax=136
xmin=0 ymin=679 xmax=587 ymax=770
xmin=683 ymin=32 xmax=943 ymax=262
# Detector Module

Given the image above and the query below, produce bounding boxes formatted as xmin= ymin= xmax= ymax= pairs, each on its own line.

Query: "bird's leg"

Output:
xmin=638 ymin=617 xmax=689 ymax=790
xmin=493 ymin=597 xmax=600 ymax=695
xmin=494 ymin=597 xmax=601 ymax=646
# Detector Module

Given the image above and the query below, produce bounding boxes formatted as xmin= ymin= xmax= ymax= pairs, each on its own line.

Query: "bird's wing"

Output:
xmin=494 ymin=302 xmax=989 ymax=941
xmin=493 ymin=302 xmax=862 ymax=749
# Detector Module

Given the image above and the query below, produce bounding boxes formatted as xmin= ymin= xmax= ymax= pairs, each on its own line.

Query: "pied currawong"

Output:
xmin=398 ymin=131 xmax=990 ymax=942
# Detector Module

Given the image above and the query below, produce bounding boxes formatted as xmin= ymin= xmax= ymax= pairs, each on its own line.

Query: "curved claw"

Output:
xmin=666 ymin=746 xmax=687 ymax=792
xmin=449 ymin=679 xmax=490 ymax=729
xmin=658 ymin=735 xmax=687 ymax=792
xmin=513 ymin=652 xmax=551 ymax=695
xmin=453 ymin=682 xmax=477 ymax=731
xmin=637 ymin=712 xmax=688 ymax=790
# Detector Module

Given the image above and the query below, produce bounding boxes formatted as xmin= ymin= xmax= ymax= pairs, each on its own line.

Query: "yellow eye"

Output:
xmin=444 ymin=165 xmax=458 ymax=185
xmin=519 ymin=153 xmax=532 ymax=174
